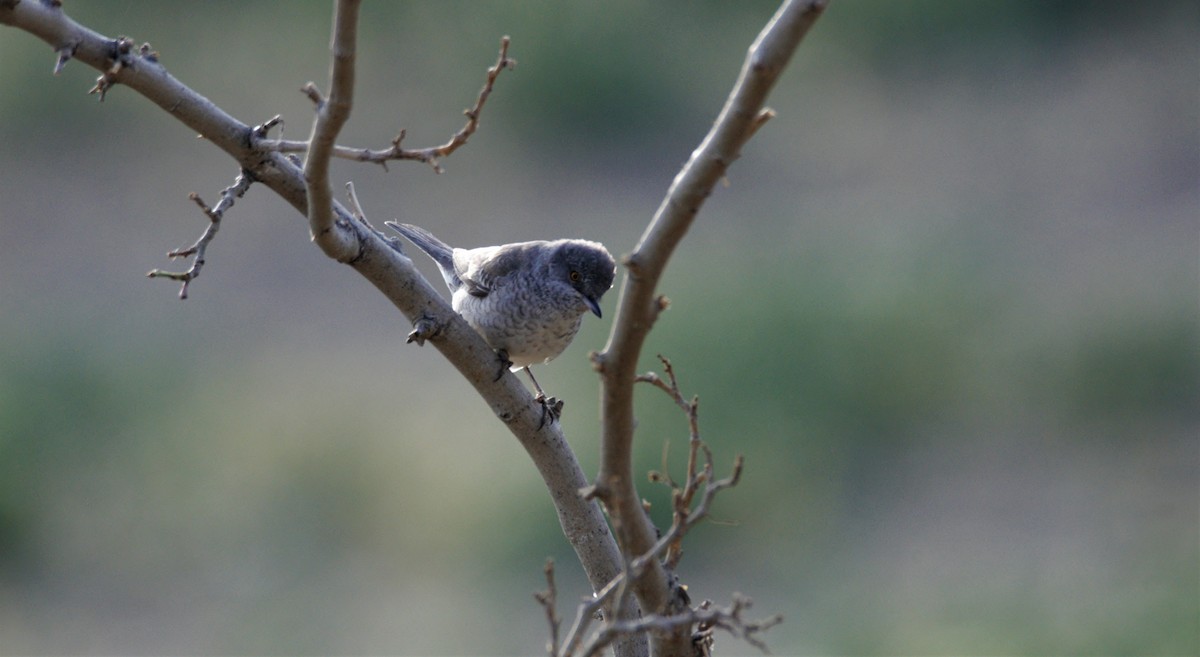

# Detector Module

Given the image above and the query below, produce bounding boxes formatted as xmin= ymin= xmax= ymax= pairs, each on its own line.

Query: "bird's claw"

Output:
xmin=494 ymin=350 xmax=513 ymax=382
xmin=536 ymin=395 xmax=564 ymax=429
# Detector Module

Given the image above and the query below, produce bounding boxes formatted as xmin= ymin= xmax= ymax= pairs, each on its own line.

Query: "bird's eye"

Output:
xmin=569 ymin=270 xmax=581 ymax=282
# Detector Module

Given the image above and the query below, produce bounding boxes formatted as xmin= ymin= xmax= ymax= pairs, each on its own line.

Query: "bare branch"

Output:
xmin=146 ymin=171 xmax=254 ymax=299
xmin=427 ymin=35 xmax=515 ymax=165
xmin=592 ymin=2 xmax=828 ymax=654
xmin=633 ymin=358 xmax=744 ymax=572
xmin=261 ymin=36 xmax=515 ymax=173
xmin=303 ymin=0 xmax=361 ymax=261
xmin=635 ymin=355 xmax=700 ymax=449
xmin=637 ymin=355 xmax=731 ymax=570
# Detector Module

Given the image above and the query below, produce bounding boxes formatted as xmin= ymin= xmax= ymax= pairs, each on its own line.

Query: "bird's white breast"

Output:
xmin=452 ymin=281 xmax=585 ymax=369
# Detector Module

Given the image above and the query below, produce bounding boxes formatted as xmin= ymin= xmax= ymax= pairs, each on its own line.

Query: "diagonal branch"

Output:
xmin=591 ymin=1 xmax=828 ymax=655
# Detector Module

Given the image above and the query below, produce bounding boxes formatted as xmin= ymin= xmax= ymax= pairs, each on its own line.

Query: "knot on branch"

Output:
xmin=301 ymin=81 xmax=326 ymax=109
xmin=621 ymin=252 xmax=643 ymax=279
xmin=88 ymin=36 xmax=157 ymax=100
xmin=138 ymin=42 xmax=159 ymax=63
xmin=587 ymin=350 xmax=607 ymax=373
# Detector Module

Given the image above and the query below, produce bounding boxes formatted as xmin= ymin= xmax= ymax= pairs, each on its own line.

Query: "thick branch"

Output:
xmin=592 ymin=1 xmax=827 ymax=654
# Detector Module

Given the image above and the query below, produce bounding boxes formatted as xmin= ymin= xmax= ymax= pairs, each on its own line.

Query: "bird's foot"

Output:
xmin=536 ymin=394 xmax=564 ymax=429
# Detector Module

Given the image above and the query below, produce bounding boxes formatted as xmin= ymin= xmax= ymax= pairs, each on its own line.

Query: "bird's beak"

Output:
xmin=584 ymin=296 xmax=603 ymax=318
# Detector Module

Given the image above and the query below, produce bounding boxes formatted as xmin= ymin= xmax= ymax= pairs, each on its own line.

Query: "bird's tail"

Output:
xmin=385 ymin=222 xmax=459 ymax=288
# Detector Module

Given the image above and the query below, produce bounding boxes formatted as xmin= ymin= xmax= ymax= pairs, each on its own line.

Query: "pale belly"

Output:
xmin=453 ymin=287 xmax=585 ymax=369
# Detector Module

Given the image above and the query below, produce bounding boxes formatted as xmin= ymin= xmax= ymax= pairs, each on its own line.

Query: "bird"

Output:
xmin=386 ymin=221 xmax=616 ymax=424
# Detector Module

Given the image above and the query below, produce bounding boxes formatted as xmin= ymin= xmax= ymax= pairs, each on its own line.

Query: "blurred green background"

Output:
xmin=1 ymin=1 xmax=1196 ymax=655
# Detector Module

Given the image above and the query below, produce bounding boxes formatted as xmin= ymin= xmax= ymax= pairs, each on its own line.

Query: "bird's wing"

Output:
xmin=457 ymin=242 xmax=540 ymax=298
xmin=456 ymin=245 xmax=504 ymax=298
xmin=463 ymin=276 xmax=490 ymax=298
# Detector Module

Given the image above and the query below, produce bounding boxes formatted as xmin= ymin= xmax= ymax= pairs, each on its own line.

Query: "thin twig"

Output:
xmin=634 ymin=357 xmax=744 ymax=572
xmin=262 ymin=36 xmax=514 ymax=173
xmin=636 ymin=355 xmax=717 ymax=569
xmin=147 ymin=171 xmax=253 ymax=299
xmin=533 ymin=559 xmax=562 ymax=657
xmin=344 ymin=181 xmax=367 ymax=222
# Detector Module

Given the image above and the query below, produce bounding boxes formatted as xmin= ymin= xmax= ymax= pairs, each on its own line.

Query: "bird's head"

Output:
xmin=552 ymin=240 xmax=616 ymax=318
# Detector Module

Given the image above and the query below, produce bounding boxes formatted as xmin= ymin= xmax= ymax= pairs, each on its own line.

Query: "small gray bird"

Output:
xmin=386 ymin=222 xmax=616 ymax=423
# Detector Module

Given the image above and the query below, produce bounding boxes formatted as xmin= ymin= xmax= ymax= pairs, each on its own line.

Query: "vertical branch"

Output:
xmin=591 ymin=1 xmax=828 ymax=654
xmin=303 ymin=0 xmax=361 ymax=261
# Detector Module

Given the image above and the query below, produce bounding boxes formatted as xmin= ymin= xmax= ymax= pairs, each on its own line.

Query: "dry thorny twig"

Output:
xmin=261 ymin=36 xmax=515 ymax=174
xmin=535 ymin=356 xmax=776 ymax=657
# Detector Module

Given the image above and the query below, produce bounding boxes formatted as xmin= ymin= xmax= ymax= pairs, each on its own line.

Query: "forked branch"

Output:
xmin=547 ymin=357 xmax=765 ymax=657
xmin=146 ymin=171 xmax=254 ymax=299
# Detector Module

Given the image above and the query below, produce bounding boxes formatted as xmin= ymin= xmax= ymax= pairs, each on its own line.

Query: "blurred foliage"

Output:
xmin=0 ymin=1 xmax=1197 ymax=655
